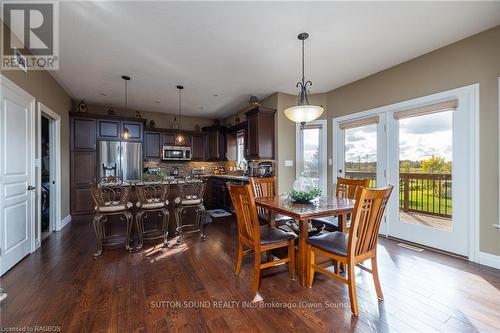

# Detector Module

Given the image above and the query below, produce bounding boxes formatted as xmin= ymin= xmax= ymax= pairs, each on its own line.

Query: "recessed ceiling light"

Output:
xmin=199 ymin=107 xmax=204 ymax=110
xmin=153 ymin=100 xmax=161 ymax=104
xmin=99 ymin=93 xmax=107 ymax=96
xmin=212 ymin=94 xmax=219 ymax=97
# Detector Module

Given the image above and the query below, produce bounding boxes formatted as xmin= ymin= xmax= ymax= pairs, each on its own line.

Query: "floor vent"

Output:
xmin=398 ymin=243 xmax=424 ymax=252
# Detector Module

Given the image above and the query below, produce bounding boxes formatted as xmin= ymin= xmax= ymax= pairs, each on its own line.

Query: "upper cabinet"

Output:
xmin=97 ymin=119 xmax=143 ymax=141
xmin=245 ymin=107 xmax=276 ymax=160
xmin=203 ymin=126 xmax=227 ymax=161
xmin=72 ymin=117 xmax=96 ymax=150
xmin=191 ymin=133 xmax=206 ymax=161
xmin=144 ymin=131 xmax=161 ymax=159
xmin=122 ymin=121 xmax=143 ymax=141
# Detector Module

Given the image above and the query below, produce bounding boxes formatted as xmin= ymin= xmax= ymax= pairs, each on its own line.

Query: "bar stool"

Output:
xmin=90 ymin=176 xmax=133 ymax=257
xmin=135 ymin=179 xmax=170 ymax=249
xmin=174 ymin=180 xmax=207 ymax=243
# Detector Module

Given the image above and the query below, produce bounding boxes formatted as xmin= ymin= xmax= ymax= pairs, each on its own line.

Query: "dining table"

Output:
xmin=255 ymin=195 xmax=356 ymax=286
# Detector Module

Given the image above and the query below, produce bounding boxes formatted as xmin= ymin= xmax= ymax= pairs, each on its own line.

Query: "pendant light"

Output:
xmin=121 ymin=75 xmax=131 ymax=140
xmin=284 ymin=32 xmax=324 ymax=125
xmin=175 ymin=85 xmax=185 ymax=145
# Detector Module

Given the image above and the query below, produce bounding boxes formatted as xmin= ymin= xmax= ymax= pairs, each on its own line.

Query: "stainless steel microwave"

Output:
xmin=162 ymin=145 xmax=191 ymax=161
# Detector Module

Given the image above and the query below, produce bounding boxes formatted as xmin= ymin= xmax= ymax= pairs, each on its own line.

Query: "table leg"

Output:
xmin=298 ymin=218 xmax=309 ymax=286
xmin=339 ymin=213 xmax=346 ymax=233
xmin=267 ymin=210 xmax=276 ymax=226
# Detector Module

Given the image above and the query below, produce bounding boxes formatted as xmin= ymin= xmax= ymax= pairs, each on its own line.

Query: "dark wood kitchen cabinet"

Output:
xmin=97 ymin=120 xmax=143 ymax=141
xmin=121 ymin=121 xmax=143 ymax=141
xmin=245 ymin=107 xmax=276 ymax=160
xmin=72 ymin=118 xmax=96 ymax=150
xmin=203 ymin=126 xmax=227 ymax=161
xmin=69 ymin=112 xmax=145 ymax=216
xmin=97 ymin=120 xmax=120 ymax=139
xmin=163 ymin=133 xmax=175 ymax=145
xmin=191 ymin=133 xmax=206 ymax=161
xmin=144 ymin=131 xmax=161 ymax=159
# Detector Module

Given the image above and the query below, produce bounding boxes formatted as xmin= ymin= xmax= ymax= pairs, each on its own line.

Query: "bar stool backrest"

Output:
xmin=178 ymin=181 xmax=206 ymax=201
xmin=136 ymin=181 xmax=169 ymax=205
xmin=91 ymin=177 xmax=129 ymax=209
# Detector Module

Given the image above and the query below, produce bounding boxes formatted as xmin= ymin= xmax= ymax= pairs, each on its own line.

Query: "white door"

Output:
xmin=387 ymin=96 xmax=473 ymax=256
xmin=296 ymin=120 xmax=327 ymax=194
xmin=0 ymin=77 xmax=35 ymax=275
xmin=334 ymin=115 xmax=388 ymax=233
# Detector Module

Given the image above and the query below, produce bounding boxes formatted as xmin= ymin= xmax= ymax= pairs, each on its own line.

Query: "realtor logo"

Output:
xmin=1 ymin=1 xmax=59 ymax=70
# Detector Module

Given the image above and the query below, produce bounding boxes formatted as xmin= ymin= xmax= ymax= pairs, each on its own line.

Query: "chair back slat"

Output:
xmin=336 ymin=177 xmax=370 ymax=199
xmin=348 ymin=186 xmax=393 ymax=257
xmin=249 ymin=177 xmax=276 ymax=221
xmin=227 ymin=183 xmax=260 ymax=245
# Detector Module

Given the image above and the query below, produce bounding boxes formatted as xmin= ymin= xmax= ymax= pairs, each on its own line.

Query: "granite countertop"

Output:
xmin=202 ymin=174 xmax=249 ymax=181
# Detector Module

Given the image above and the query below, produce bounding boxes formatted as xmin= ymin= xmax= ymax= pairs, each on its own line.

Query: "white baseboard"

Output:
xmin=56 ymin=214 xmax=72 ymax=231
xmin=478 ymin=252 xmax=500 ymax=269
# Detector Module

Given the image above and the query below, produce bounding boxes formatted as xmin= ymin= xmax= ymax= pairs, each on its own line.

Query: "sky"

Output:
xmin=345 ymin=111 xmax=452 ymax=163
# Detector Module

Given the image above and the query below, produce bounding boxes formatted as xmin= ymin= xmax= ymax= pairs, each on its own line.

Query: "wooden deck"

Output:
xmin=400 ymin=211 xmax=452 ymax=232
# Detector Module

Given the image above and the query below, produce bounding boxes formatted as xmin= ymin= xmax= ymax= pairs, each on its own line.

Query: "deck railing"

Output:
xmin=345 ymin=171 xmax=452 ymax=218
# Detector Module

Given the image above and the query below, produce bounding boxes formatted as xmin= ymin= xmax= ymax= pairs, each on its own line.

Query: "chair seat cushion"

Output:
xmin=260 ymin=225 xmax=296 ymax=245
xmin=174 ymin=197 xmax=202 ymax=205
xmin=312 ymin=216 xmax=351 ymax=230
xmin=96 ymin=201 xmax=133 ymax=213
xmin=307 ymin=231 xmax=349 ymax=257
xmin=136 ymin=200 xmax=169 ymax=209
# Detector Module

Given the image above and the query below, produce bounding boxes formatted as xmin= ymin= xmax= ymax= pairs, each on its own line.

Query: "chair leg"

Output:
xmin=175 ymin=206 xmax=183 ymax=244
xmin=252 ymin=250 xmax=261 ymax=295
xmin=162 ymin=209 xmax=170 ymax=248
xmin=334 ymin=260 xmax=340 ymax=274
xmin=198 ymin=206 xmax=207 ymax=240
xmin=288 ymin=240 xmax=295 ymax=280
xmin=347 ymin=263 xmax=359 ymax=316
xmin=136 ymin=211 xmax=145 ymax=250
xmin=307 ymin=246 xmax=315 ymax=288
xmin=125 ymin=211 xmax=133 ymax=252
xmin=266 ymin=250 xmax=274 ymax=262
xmin=371 ymin=256 xmax=384 ymax=300
xmin=93 ymin=214 xmax=103 ymax=258
xmin=235 ymin=240 xmax=243 ymax=276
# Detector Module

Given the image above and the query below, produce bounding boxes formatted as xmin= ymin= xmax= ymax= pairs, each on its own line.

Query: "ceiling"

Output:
xmin=49 ymin=1 xmax=500 ymax=118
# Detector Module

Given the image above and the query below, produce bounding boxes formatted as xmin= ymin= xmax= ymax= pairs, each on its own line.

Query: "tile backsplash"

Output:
xmin=144 ymin=159 xmax=237 ymax=176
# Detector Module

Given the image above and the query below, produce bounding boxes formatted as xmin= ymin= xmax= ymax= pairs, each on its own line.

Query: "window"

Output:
xmin=296 ymin=120 xmax=327 ymax=194
xmin=236 ymin=132 xmax=246 ymax=167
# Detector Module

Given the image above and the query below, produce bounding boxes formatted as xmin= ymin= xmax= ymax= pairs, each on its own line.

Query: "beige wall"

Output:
xmin=326 ymin=26 xmax=500 ymax=256
xmin=275 ymin=92 xmax=329 ymax=194
xmin=1 ymin=64 xmax=72 ymax=221
xmin=85 ymin=104 xmax=214 ymax=130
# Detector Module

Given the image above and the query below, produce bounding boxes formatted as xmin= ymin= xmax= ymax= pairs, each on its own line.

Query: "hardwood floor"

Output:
xmin=1 ymin=216 xmax=499 ymax=332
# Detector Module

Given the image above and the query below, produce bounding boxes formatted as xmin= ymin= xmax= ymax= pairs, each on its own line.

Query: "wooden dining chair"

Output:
xmin=249 ymin=177 xmax=292 ymax=224
xmin=306 ymin=185 xmax=393 ymax=316
xmin=228 ymin=183 xmax=296 ymax=295
xmin=312 ymin=177 xmax=371 ymax=232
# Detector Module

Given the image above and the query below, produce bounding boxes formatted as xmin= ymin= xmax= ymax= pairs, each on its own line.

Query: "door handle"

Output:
xmin=27 ymin=185 xmax=36 ymax=191
xmin=338 ymin=169 xmax=343 ymax=173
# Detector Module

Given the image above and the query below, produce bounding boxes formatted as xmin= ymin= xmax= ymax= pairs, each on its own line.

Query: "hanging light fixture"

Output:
xmin=121 ymin=75 xmax=131 ymax=140
xmin=284 ymin=32 xmax=324 ymax=125
xmin=175 ymin=85 xmax=185 ymax=145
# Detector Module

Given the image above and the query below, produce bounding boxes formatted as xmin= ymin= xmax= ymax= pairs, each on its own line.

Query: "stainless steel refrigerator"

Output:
xmin=97 ymin=141 xmax=142 ymax=181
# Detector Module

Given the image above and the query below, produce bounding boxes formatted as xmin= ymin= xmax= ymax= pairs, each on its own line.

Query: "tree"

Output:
xmin=421 ymin=155 xmax=451 ymax=174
